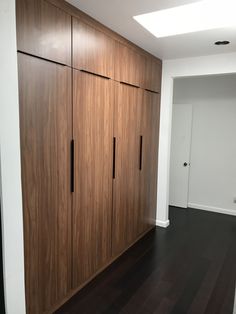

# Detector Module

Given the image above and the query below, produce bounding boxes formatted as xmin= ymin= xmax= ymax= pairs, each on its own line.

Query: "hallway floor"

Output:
xmin=56 ymin=207 xmax=236 ymax=314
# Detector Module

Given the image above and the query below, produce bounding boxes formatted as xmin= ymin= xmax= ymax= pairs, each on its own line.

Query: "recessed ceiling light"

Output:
xmin=214 ymin=40 xmax=230 ymax=45
xmin=133 ymin=0 xmax=236 ymax=38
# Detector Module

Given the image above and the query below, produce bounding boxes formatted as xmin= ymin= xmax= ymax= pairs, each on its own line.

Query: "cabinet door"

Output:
xmin=144 ymin=58 xmax=162 ymax=93
xmin=16 ymin=0 xmax=71 ymax=65
xmin=73 ymin=18 xmax=115 ymax=78
xmin=139 ymin=91 xmax=160 ymax=233
xmin=18 ymin=53 xmax=72 ymax=314
xmin=115 ymin=43 xmax=145 ymax=87
xmin=112 ymin=82 xmax=141 ymax=255
xmin=72 ymin=70 xmax=114 ymax=288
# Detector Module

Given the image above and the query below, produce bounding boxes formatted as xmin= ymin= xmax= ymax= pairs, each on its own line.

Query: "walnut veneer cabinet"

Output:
xmin=16 ymin=0 xmax=162 ymax=312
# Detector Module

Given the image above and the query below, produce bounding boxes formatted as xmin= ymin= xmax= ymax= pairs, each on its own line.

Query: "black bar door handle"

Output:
xmin=113 ymin=137 xmax=116 ymax=179
xmin=70 ymin=139 xmax=74 ymax=193
xmin=139 ymin=135 xmax=143 ymax=170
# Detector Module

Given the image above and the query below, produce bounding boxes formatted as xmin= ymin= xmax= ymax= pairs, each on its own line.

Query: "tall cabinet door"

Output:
xmin=18 ymin=53 xmax=72 ymax=314
xmin=139 ymin=91 xmax=160 ymax=234
xmin=72 ymin=70 xmax=114 ymax=288
xmin=112 ymin=82 xmax=141 ymax=256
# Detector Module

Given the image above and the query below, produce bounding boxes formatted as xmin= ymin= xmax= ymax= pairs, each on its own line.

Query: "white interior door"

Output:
xmin=169 ymin=104 xmax=193 ymax=208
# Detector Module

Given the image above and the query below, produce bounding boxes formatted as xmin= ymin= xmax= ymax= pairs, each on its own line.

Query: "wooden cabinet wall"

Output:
xmin=16 ymin=0 xmax=162 ymax=313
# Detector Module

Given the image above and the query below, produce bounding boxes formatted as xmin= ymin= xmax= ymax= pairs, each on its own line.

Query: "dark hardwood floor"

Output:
xmin=0 ymin=205 xmax=5 ymax=314
xmin=56 ymin=207 xmax=236 ymax=314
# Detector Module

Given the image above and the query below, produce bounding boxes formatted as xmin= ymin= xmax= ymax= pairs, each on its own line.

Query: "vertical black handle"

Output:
xmin=139 ymin=135 xmax=143 ymax=171
xmin=113 ymin=137 xmax=116 ymax=179
xmin=70 ymin=139 xmax=74 ymax=193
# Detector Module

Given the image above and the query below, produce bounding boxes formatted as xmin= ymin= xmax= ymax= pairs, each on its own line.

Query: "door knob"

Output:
xmin=183 ymin=162 xmax=188 ymax=167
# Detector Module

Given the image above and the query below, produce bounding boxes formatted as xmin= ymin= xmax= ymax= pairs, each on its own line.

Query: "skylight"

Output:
xmin=133 ymin=0 xmax=236 ymax=38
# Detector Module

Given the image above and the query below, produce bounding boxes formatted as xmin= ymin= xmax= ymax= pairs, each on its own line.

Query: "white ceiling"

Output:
xmin=66 ymin=0 xmax=236 ymax=60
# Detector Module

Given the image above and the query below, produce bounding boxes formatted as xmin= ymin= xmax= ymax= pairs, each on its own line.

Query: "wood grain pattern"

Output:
xmin=144 ymin=58 xmax=162 ymax=93
xmin=112 ymin=82 xmax=142 ymax=256
xmin=16 ymin=0 xmax=71 ymax=65
xmin=72 ymin=70 xmax=114 ymax=288
xmin=46 ymin=0 xmax=162 ymax=65
xmin=73 ymin=18 xmax=115 ymax=78
xmin=17 ymin=1 xmax=163 ymax=312
xmin=139 ymin=90 xmax=160 ymax=234
xmin=114 ymin=42 xmax=146 ymax=87
xmin=18 ymin=53 xmax=72 ymax=314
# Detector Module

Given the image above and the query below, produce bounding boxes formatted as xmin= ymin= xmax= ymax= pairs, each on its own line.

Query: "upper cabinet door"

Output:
xmin=72 ymin=70 xmax=114 ymax=288
xmin=139 ymin=90 xmax=160 ymax=234
xmin=16 ymin=0 xmax=71 ymax=65
xmin=144 ymin=58 xmax=162 ymax=93
xmin=72 ymin=18 xmax=115 ymax=78
xmin=115 ymin=43 xmax=145 ymax=87
xmin=18 ymin=53 xmax=72 ymax=314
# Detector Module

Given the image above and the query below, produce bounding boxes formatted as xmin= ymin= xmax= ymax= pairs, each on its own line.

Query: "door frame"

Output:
xmin=156 ymin=53 xmax=236 ymax=227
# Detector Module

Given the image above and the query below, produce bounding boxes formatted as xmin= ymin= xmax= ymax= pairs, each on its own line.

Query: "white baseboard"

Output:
xmin=188 ymin=203 xmax=236 ymax=217
xmin=155 ymin=219 xmax=170 ymax=228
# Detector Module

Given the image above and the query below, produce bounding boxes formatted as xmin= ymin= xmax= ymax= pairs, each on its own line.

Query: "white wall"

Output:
xmin=173 ymin=75 xmax=236 ymax=215
xmin=157 ymin=52 xmax=236 ymax=226
xmin=0 ymin=0 xmax=26 ymax=313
